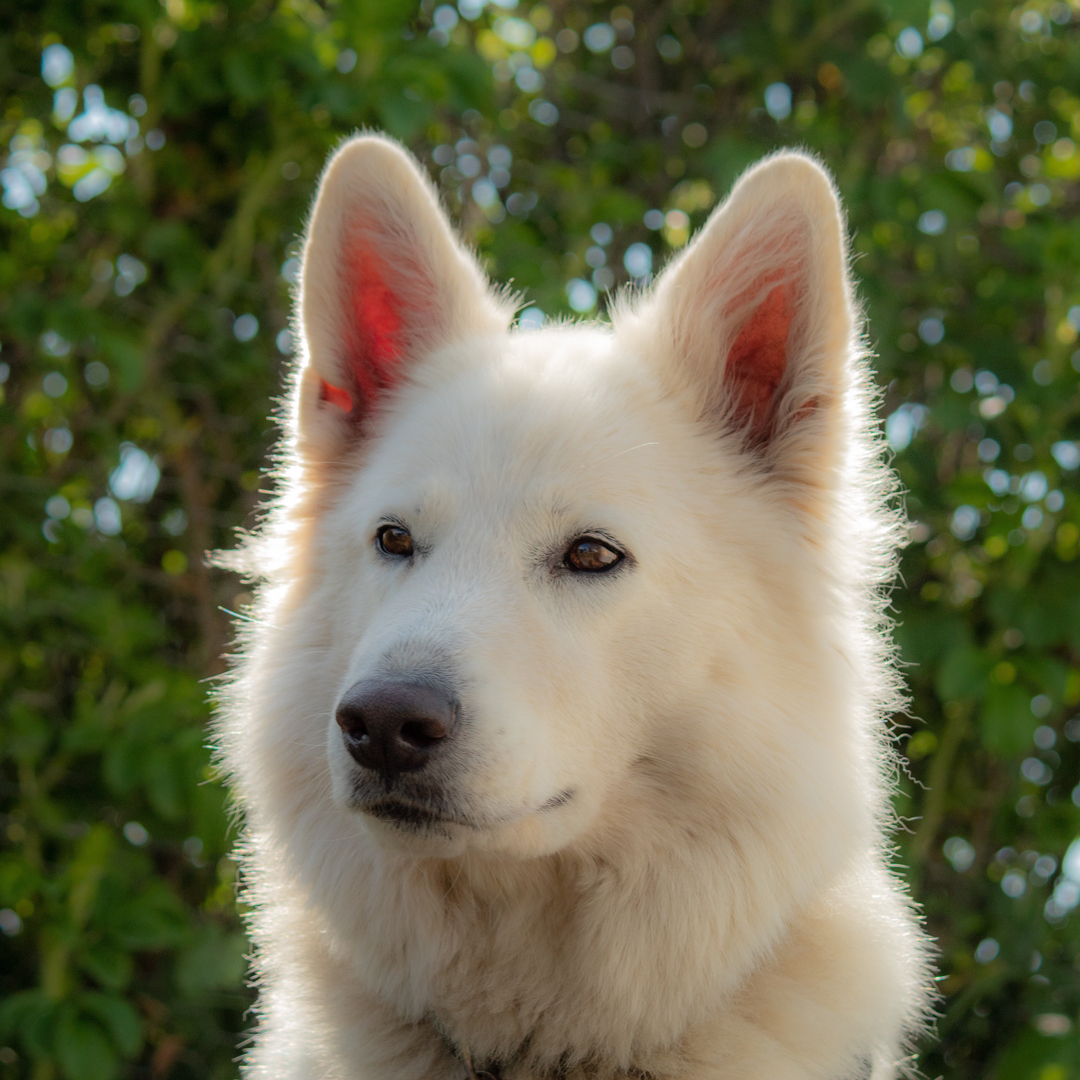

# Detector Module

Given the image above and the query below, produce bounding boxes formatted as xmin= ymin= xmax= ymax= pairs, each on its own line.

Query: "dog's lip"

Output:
xmin=361 ymin=799 xmax=475 ymax=829
xmin=359 ymin=789 xmax=575 ymax=830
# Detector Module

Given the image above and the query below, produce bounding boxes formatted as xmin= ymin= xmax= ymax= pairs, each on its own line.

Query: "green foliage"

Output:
xmin=1 ymin=0 xmax=1080 ymax=1077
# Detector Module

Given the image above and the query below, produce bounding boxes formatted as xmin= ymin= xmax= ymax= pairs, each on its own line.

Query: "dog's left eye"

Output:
xmin=564 ymin=537 xmax=624 ymax=573
xmin=376 ymin=524 xmax=414 ymax=557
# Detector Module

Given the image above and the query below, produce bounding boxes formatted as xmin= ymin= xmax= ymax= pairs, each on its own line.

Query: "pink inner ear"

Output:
xmin=327 ymin=223 xmax=415 ymax=419
xmin=320 ymin=379 xmax=353 ymax=412
xmin=725 ymin=282 xmax=793 ymax=439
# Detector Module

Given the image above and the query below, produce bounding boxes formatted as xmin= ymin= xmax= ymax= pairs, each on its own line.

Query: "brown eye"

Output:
xmin=564 ymin=537 xmax=623 ymax=573
xmin=376 ymin=524 xmax=414 ymax=557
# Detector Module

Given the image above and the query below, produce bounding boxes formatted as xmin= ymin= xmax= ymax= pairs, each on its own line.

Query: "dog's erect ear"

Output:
xmin=619 ymin=152 xmax=859 ymax=490
xmin=293 ymin=134 xmax=510 ymax=452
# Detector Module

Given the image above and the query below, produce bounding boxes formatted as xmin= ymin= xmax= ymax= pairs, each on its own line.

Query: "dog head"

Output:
xmin=238 ymin=135 xmax=897 ymax=874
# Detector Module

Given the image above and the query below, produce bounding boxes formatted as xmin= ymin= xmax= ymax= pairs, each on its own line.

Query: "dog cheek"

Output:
xmin=460 ymin=683 xmax=562 ymax=805
xmin=454 ymin=638 xmax=601 ymax=815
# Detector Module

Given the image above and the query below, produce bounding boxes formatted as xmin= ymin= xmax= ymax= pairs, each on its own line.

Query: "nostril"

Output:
xmin=399 ymin=718 xmax=449 ymax=750
xmin=336 ymin=708 xmax=368 ymax=742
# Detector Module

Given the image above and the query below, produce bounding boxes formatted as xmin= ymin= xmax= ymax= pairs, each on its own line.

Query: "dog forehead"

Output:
xmin=362 ymin=327 xmax=677 ymax=502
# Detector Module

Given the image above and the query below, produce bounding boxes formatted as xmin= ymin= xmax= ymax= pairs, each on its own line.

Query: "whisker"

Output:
xmin=611 ymin=440 xmax=660 ymax=458
xmin=582 ymin=440 xmax=661 ymax=470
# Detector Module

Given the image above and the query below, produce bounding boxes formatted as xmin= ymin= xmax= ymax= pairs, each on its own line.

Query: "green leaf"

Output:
xmin=69 ymin=825 xmax=116 ymax=929
xmin=992 ymin=1024 xmax=1079 ymax=1080
xmin=114 ymin=881 xmax=188 ymax=951
xmin=80 ymin=992 xmax=143 ymax=1058
xmin=0 ymin=854 xmax=41 ymax=906
xmin=176 ymin=925 xmax=249 ymax=996
xmin=55 ymin=1013 xmax=118 ymax=1080
xmin=935 ymin=644 xmax=992 ymax=703
xmin=980 ymin=684 xmax=1036 ymax=757
xmin=0 ymin=990 xmax=56 ymax=1055
xmin=77 ymin=944 xmax=133 ymax=991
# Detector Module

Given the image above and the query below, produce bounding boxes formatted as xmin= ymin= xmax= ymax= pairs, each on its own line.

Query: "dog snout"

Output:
xmin=335 ymin=678 xmax=458 ymax=779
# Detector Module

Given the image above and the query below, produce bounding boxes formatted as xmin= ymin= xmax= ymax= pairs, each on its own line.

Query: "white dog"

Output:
xmin=218 ymin=134 xmax=933 ymax=1080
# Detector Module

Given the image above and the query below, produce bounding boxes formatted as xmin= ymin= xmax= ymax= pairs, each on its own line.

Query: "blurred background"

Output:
xmin=1 ymin=0 xmax=1080 ymax=1077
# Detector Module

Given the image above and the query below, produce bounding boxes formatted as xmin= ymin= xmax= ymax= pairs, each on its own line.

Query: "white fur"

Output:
xmin=217 ymin=134 xmax=934 ymax=1080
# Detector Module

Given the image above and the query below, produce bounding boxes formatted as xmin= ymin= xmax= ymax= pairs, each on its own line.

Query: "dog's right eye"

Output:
xmin=376 ymin=525 xmax=414 ymax=557
xmin=564 ymin=536 xmax=624 ymax=573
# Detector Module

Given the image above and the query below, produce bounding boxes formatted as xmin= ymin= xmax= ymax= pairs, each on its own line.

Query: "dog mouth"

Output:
xmin=361 ymin=799 xmax=469 ymax=830
xmin=357 ymin=790 xmax=575 ymax=832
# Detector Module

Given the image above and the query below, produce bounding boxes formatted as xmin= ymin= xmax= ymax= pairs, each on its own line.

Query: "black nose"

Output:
xmin=335 ymin=678 xmax=458 ymax=779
